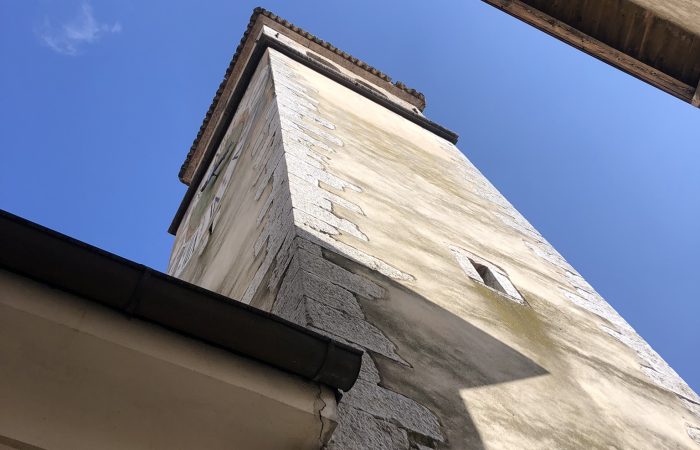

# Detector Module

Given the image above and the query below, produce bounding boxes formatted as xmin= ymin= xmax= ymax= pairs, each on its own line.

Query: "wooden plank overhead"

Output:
xmin=482 ymin=0 xmax=700 ymax=107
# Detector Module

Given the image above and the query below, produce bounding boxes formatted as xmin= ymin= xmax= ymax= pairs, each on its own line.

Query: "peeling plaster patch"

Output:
xmin=447 ymin=148 xmax=511 ymax=209
xmin=271 ymin=240 xmax=436 ymax=442
xmin=307 ymin=299 xmax=406 ymax=364
xmin=523 ymin=239 xmax=574 ymax=272
xmin=273 ymin=252 xmax=365 ymax=319
xmin=269 ymin=49 xmax=416 ymax=284
xmin=253 ymin=139 xmax=286 ymax=201
xmin=684 ymin=401 xmax=700 ymax=446
xmin=448 ymin=147 xmax=544 ymax=245
xmin=688 ymin=425 xmax=700 ymax=445
xmin=493 ymin=210 xmax=543 ymax=243
xmin=565 ymin=269 xmax=597 ymax=293
xmin=267 ymin=49 xmax=441 ymax=446
xmin=285 ymin=139 xmax=329 ymax=165
xmin=296 ymin=245 xmax=385 ymax=299
xmin=560 ymin=287 xmax=614 ymax=320
xmin=299 ymin=227 xmax=415 ymax=282
xmin=242 ymin=157 xmax=296 ymax=305
xmin=169 ymin=59 xmax=278 ymax=278
xmin=327 ymin=405 xmax=409 ymax=450
xmin=683 ymin=398 xmax=700 ymax=420
xmin=272 ymin=243 xmax=403 ymax=368
xmin=288 ymin=173 xmax=364 ymax=215
xmin=285 ymin=152 xmax=361 ymax=192
xmin=359 ymin=352 xmax=381 ymax=384
xmin=283 ymin=121 xmax=336 ymax=154
xmin=284 ymin=112 xmax=342 ymax=145
xmin=343 ymin=380 xmax=444 ymax=442
xmin=295 ymin=204 xmax=368 ymax=241
xmin=295 ymin=209 xmax=341 ymax=238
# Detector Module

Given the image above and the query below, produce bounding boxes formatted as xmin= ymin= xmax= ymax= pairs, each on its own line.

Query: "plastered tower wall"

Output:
xmin=169 ymin=43 xmax=700 ymax=450
xmin=168 ymin=53 xmax=294 ymax=310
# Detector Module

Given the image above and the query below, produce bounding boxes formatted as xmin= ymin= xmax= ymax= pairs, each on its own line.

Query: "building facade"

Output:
xmin=168 ymin=9 xmax=700 ymax=449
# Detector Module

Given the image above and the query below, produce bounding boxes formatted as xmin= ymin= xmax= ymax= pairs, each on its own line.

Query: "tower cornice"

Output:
xmin=178 ymin=7 xmax=457 ymax=187
xmin=171 ymin=7 xmax=458 ymax=235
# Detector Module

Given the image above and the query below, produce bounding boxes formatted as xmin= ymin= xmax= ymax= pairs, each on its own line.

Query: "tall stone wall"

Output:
xmin=170 ymin=47 xmax=700 ymax=448
xmin=167 ymin=53 xmax=295 ymax=312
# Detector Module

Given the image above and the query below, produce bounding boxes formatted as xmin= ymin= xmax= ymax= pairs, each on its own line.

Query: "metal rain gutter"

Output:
xmin=0 ymin=209 xmax=362 ymax=392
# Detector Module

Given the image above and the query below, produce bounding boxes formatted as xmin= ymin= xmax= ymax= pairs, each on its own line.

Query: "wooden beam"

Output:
xmin=482 ymin=0 xmax=697 ymax=105
xmin=692 ymin=78 xmax=700 ymax=107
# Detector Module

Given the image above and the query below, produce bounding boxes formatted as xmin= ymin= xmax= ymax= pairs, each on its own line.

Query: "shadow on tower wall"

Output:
xmin=323 ymin=251 xmax=550 ymax=449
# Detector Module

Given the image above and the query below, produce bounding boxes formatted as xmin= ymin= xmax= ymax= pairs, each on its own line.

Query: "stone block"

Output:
xmin=327 ymin=405 xmax=409 ymax=450
xmin=343 ymin=380 xmax=443 ymax=442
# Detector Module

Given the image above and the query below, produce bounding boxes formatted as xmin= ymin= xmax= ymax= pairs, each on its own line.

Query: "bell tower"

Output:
xmin=168 ymin=8 xmax=700 ymax=449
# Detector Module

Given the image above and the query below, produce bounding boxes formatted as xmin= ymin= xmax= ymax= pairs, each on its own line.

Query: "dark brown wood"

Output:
xmin=693 ymin=78 xmax=700 ymax=107
xmin=483 ymin=0 xmax=698 ymax=106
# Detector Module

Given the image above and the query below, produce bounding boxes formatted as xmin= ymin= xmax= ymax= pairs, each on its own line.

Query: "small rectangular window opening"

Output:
xmin=449 ymin=245 xmax=525 ymax=305
xmin=469 ymin=259 xmax=525 ymax=304
xmin=471 ymin=261 xmax=503 ymax=294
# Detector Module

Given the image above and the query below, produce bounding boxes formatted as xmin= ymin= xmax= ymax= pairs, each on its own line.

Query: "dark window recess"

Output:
xmin=472 ymin=261 xmax=505 ymax=295
xmin=468 ymin=259 xmax=524 ymax=304
xmin=450 ymin=245 xmax=525 ymax=304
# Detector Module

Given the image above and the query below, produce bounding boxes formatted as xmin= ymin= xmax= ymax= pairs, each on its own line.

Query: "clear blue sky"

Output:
xmin=1 ymin=1 xmax=698 ymax=392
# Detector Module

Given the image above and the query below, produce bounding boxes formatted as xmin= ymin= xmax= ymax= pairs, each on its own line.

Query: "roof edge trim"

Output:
xmin=0 ymin=209 xmax=362 ymax=392
xmin=168 ymin=29 xmax=458 ymax=235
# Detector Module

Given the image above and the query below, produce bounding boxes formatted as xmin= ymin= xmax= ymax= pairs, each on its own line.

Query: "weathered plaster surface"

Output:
xmin=167 ymin=53 xmax=295 ymax=311
xmin=170 ymin=47 xmax=700 ymax=448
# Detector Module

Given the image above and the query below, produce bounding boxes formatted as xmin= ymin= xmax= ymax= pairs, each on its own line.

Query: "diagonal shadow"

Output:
xmin=325 ymin=252 xmax=549 ymax=449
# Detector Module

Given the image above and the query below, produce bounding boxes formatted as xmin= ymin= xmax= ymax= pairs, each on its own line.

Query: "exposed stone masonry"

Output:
xmin=168 ymin=58 xmax=281 ymax=284
xmin=257 ymin=49 xmax=444 ymax=448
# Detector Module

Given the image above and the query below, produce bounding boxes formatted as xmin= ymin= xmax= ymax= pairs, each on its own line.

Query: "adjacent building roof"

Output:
xmin=482 ymin=0 xmax=700 ymax=107
xmin=0 ymin=209 xmax=362 ymax=392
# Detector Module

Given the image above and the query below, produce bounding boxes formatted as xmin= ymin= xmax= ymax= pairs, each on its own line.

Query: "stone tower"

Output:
xmin=167 ymin=9 xmax=700 ymax=449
